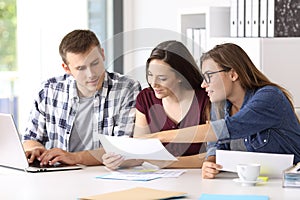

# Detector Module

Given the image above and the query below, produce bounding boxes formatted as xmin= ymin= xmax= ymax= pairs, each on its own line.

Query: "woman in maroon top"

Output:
xmin=134 ymin=40 xmax=209 ymax=168
xmin=102 ymin=40 xmax=210 ymax=169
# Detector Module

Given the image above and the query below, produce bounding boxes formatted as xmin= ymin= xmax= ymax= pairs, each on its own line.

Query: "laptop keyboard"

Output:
xmin=29 ymin=159 xmax=65 ymax=168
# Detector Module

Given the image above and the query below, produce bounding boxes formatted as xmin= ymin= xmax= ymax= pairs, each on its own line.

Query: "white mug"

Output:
xmin=237 ymin=163 xmax=260 ymax=181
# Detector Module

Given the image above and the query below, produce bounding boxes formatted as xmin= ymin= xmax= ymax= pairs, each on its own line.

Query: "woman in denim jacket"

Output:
xmin=200 ymin=43 xmax=300 ymax=179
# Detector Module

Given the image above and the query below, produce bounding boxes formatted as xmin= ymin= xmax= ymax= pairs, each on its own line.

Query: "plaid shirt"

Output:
xmin=23 ymin=71 xmax=141 ymax=151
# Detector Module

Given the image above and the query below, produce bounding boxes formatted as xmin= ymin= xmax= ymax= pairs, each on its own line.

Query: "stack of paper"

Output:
xmin=283 ymin=162 xmax=300 ymax=188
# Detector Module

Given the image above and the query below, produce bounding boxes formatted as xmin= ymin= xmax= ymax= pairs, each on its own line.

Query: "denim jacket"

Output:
xmin=208 ymin=86 xmax=300 ymax=164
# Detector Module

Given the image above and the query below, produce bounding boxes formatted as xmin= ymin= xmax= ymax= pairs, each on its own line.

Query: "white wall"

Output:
xmin=16 ymin=0 xmax=230 ymax=130
xmin=123 ymin=0 xmax=230 ymax=87
xmin=15 ymin=0 xmax=298 ymax=132
xmin=17 ymin=0 xmax=88 ymax=132
xmin=123 ymin=0 xmax=300 ymax=111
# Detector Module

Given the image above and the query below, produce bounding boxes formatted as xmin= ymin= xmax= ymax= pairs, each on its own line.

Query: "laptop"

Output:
xmin=0 ymin=113 xmax=84 ymax=172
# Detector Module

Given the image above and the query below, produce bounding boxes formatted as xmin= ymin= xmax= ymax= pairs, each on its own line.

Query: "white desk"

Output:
xmin=0 ymin=166 xmax=299 ymax=200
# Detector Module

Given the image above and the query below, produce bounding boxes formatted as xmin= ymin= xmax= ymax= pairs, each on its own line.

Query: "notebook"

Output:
xmin=80 ymin=187 xmax=187 ymax=200
xmin=0 ymin=113 xmax=84 ymax=172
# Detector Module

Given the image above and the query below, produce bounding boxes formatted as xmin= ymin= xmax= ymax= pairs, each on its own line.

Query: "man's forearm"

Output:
xmin=23 ymin=140 xmax=45 ymax=151
xmin=74 ymin=148 xmax=105 ymax=166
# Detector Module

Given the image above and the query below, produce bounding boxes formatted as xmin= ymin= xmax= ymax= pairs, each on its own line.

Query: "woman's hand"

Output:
xmin=102 ymin=153 xmax=144 ymax=170
xmin=201 ymin=157 xmax=222 ymax=179
xmin=102 ymin=153 xmax=125 ymax=170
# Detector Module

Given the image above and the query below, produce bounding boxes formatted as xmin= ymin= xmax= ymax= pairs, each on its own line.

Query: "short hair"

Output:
xmin=59 ymin=29 xmax=101 ymax=64
xmin=146 ymin=40 xmax=203 ymax=89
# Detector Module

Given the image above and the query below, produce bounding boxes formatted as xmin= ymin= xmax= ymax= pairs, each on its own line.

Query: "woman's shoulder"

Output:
xmin=136 ymin=87 xmax=160 ymax=104
xmin=137 ymin=87 xmax=154 ymax=97
xmin=136 ymin=87 xmax=161 ymax=112
xmin=250 ymin=85 xmax=288 ymax=107
xmin=255 ymin=85 xmax=285 ymax=97
xmin=257 ymin=85 xmax=281 ymax=91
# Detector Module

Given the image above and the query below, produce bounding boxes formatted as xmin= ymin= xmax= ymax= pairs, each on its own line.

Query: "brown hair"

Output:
xmin=147 ymin=40 xmax=210 ymax=122
xmin=146 ymin=40 xmax=204 ymax=90
xmin=201 ymin=43 xmax=296 ymax=112
xmin=59 ymin=29 xmax=101 ymax=64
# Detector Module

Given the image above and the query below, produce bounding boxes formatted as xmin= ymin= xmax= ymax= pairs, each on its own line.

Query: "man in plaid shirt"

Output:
xmin=22 ymin=29 xmax=141 ymax=166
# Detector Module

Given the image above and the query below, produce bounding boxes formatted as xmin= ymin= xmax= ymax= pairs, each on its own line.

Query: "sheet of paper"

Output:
xmin=216 ymin=150 xmax=294 ymax=178
xmin=118 ymin=168 xmax=186 ymax=178
xmin=150 ymin=169 xmax=187 ymax=178
xmin=97 ymin=169 xmax=186 ymax=181
xmin=97 ymin=172 xmax=161 ymax=181
xmin=116 ymin=161 xmax=160 ymax=173
xmin=286 ymin=162 xmax=300 ymax=173
xmin=80 ymin=187 xmax=187 ymax=200
xmin=99 ymin=134 xmax=177 ymax=161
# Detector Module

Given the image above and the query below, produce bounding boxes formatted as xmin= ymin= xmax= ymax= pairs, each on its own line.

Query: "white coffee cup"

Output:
xmin=237 ymin=163 xmax=261 ymax=182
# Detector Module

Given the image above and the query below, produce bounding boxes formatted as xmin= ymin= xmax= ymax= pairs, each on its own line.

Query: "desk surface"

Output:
xmin=0 ymin=166 xmax=299 ymax=200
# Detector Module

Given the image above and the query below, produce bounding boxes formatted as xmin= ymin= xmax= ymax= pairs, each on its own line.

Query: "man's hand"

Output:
xmin=25 ymin=146 xmax=47 ymax=164
xmin=23 ymin=140 xmax=104 ymax=166
xmin=38 ymin=148 xmax=78 ymax=166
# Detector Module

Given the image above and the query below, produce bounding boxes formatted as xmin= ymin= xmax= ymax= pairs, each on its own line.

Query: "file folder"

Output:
xmin=251 ymin=0 xmax=259 ymax=37
xmin=80 ymin=187 xmax=187 ymax=200
xmin=267 ymin=0 xmax=275 ymax=37
xmin=267 ymin=0 xmax=300 ymax=37
xmin=245 ymin=0 xmax=252 ymax=37
xmin=237 ymin=0 xmax=245 ymax=37
xmin=200 ymin=29 xmax=206 ymax=55
xmin=186 ymin=28 xmax=193 ymax=53
xmin=260 ymin=0 xmax=268 ymax=37
xmin=193 ymin=28 xmax=201 ymax=64
xmin=230 ymin=0 xmax=238 ymax=37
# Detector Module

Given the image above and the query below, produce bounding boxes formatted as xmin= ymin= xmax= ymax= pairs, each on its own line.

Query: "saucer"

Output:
xmin=233 ymin=178 xmax=263 ymax=186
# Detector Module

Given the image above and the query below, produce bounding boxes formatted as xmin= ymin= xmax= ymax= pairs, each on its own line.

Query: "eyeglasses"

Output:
xmin=202 ymin=69 xmax=228 ymax=84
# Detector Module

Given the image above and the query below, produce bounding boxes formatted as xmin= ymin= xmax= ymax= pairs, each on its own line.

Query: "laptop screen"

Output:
xmin=0 ymin=113 xmax=29 ymax=171
xmin=0 ymin=113 xmax=84 ymax=172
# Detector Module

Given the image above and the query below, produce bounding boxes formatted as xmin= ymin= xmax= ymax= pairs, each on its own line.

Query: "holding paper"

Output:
xmin=216 ymin=150 xmax=294 ymax=178
xmin=99 ymin=134 xmax=177 ymax=161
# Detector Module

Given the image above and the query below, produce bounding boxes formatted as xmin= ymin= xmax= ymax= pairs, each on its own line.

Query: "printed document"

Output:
xmin=97 ymin=165 xmax=186 ymax=181
xmin=99 ymin=134 xmax=177 ymax=161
